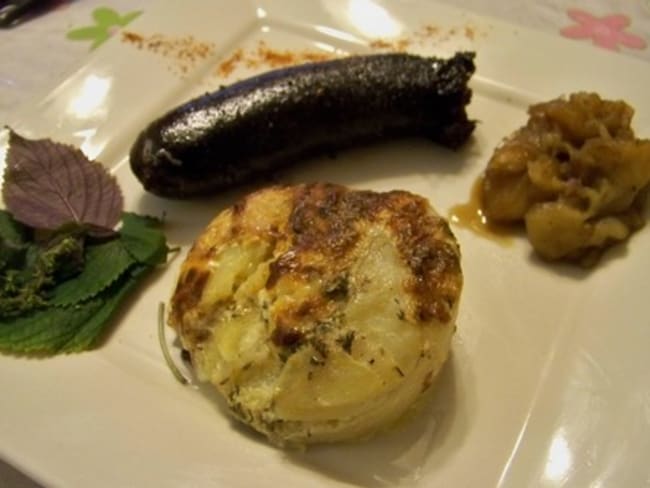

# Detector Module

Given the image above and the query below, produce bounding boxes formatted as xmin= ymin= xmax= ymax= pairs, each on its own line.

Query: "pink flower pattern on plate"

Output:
xmin=561 ymin=9 xmax=647 ymax=51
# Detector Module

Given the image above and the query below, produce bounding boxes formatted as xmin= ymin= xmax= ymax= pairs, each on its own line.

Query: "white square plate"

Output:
xmin=2 ymin=1 xmax=649 ymax=486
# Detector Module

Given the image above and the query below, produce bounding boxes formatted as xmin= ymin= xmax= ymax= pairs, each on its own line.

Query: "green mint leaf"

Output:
xmin=0 ymin=264 xmax=150 ymax=355
xmin=0 ymin=210 xmax=28 ymax=247
xmin=0 ymin=295 xmax=104 ymax=354
xmin=59 ymin=265 xmax=150 ymax=353
xmin=0 ymin=211 xmax=28 ymax=273
xmin=0 ymin=210 xmax=170 ymax=354
xmin=2 ymin=130 xmax=124 ymax=236
xmin=0 ymin=235 xmax=85 ymax=318
xmin=50 ymin=238 xmax=135 ymax=307
xmin=0 ymin=240 xmax=24 ymax=274
xmin=120 ymin=213 xmax=168 ymax=266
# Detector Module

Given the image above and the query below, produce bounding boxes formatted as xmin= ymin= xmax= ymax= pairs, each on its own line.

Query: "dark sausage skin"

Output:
xmin=129 ymin=52 xmax=476 ymax=198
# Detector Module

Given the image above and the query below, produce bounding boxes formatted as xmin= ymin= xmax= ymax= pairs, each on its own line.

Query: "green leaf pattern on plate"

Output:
xmin=66 ymin=7 xmax=142 ymax=50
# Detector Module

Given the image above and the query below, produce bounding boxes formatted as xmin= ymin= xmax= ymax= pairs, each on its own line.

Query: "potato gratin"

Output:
xmin=169 ymin=183 xmax=462 ymax=446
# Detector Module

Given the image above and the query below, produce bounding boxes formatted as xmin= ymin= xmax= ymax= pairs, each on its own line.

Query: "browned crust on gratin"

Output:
xmin=169 ymin=183 xmax=461 ymax=347
xmin=282 ymin=184 xmax=461 ymax=322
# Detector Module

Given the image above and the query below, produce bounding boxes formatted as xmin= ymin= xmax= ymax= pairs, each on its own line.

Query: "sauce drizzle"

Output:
xmin=448 ymin=176 xmax=515 ymax=246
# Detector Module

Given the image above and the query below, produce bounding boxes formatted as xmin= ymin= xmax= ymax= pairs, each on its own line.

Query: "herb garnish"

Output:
xmin=3 ymin=130 xmax=123 ymax=236
xmin=0 ymin=129 xmax=169 ymax=355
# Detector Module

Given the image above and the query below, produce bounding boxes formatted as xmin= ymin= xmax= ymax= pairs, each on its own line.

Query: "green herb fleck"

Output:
xmin=324 ymin=274 xmax=349 ymax=301
xmin=336 ymin=331 xmax=355 ymax=354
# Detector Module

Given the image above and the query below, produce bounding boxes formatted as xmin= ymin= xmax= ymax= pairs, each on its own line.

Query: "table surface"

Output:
xmin=1 ymin=0 xmax=649 ymax=486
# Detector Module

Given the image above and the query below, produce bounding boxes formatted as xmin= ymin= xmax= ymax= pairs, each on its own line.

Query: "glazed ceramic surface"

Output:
xmin=1 ymin=1 xmax=649 ymax=486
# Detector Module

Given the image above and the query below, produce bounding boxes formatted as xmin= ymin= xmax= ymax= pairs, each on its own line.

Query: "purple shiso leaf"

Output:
xmin=2 ymin=130 xmax=123 ymax=235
